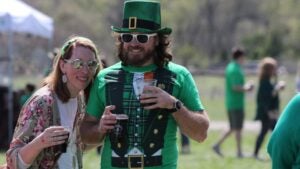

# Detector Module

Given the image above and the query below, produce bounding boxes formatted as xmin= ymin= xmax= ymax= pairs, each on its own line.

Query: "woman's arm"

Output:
xmin=18 ymin=126 xmax=68 ymax=165
xmin=6 ymin=93 xmax=68 ymax=168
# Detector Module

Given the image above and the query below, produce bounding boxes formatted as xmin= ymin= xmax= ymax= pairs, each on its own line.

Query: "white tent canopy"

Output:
xmin=0 ymin=0 xmax=54 ymax=141
xmin=0 ymin=0 xmax=53 ymax=38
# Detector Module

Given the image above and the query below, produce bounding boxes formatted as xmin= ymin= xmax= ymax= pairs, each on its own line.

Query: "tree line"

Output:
xmin=8 ymin=0 xmax=300 ymax=73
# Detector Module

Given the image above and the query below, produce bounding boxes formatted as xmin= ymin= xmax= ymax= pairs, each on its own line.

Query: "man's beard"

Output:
xmin=122 ymin=47 xmax=155 ymax=67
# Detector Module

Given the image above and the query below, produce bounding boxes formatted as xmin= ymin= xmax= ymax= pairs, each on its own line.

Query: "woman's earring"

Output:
xmin=62 ymin=74 xmax=67 ymax=83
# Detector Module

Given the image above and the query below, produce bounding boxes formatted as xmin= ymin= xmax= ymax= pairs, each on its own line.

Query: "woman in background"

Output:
xmin=253 ymin=57 xmax=285 ymax=160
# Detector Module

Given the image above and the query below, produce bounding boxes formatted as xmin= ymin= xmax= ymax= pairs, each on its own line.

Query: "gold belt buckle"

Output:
xmin=128 ymin=154 xmax=144 ymax=169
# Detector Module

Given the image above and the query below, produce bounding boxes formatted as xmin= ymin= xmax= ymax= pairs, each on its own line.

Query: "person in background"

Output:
xmin=0 ymin=87 xmax=9 ymax=150
xmin=253 ymin=57 xmax=285 ymax=160
xmin=19 ymin=83 xmax=36 ymax=107
xmin=295 ymin=61 xmax=300 ymax=93
xmin=180 ymin=132 xmax=190 ymax=154
xmin=80 ymin=1 xmax=210 ymax=168
xmin=5 ymin=36 xmax=101 ymax=169
xmin=212 ymin=47 xmax=254 ymax=158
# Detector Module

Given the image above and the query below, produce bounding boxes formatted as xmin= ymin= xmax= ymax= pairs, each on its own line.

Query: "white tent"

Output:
xmin=0 ymin=0 xmax=53 ymax=39
xmin=0 ymin=0 xmax=54 ymax=141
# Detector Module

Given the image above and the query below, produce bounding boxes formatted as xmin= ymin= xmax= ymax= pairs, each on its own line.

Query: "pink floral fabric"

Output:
xmin=6 ymin=86 xmax=85 ymax=169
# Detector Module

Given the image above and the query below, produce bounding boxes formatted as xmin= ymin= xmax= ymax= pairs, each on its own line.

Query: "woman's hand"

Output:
xmin=34 ymin=126 xmax=69 ymax=149
xmin=18 ymin=126 xmax=69 ymax=166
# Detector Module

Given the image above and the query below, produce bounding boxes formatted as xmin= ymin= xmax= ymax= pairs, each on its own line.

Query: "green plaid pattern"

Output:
xmin=123 ymin=73 xmax=150 ymax=152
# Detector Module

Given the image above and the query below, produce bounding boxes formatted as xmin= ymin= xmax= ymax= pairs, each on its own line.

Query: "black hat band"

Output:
xmin=122 ymin=18 xmax=160 ymax=31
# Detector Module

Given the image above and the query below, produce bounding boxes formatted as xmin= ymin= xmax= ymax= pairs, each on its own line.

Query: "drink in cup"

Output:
xmin=57 ymin=127 xmax=70 ymax=153
xmin=140 ymin=79 xmax=157 ymax=107
xmin=110 ymin=114 xmax=129 ymax=142
xmin=245 ymin=80 xmax=254 ymax=91
xmin=134 ymin=78 xmax=157 ymax=98
xmin=142 ymin=79 xmax=157 ymax=93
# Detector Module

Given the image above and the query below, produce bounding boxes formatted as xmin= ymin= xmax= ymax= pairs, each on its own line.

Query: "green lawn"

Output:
xmin=196 ymin=74 xmax=296 ymax=120
xmin=0 ymin=131 xmax=271 ymax=169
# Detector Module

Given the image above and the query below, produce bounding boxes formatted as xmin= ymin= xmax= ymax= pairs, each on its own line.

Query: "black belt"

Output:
xmin=112 ymin=155 xmax=162 ymax=168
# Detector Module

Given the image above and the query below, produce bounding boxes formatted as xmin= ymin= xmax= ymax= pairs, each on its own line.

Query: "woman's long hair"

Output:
xmin=258 ymin=57 xmax=277 ymax=81
xmin=43 ymin=36 xmax=102 ymax=103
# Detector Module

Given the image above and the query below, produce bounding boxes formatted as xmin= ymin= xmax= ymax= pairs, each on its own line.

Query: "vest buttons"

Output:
xmin=158 ymin=115 xmax=163 ymax=120
xmin=149 ymin=143 xmax=155 ymax=148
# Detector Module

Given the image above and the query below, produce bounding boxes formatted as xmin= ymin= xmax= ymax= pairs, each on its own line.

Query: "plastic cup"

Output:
xmin=142 ymin=79 xmax=157 ymax=93
xmin=59 ymin=127 xmax=70 ymax=153
xmin=110 ymin=114 xmax=129 ymax=142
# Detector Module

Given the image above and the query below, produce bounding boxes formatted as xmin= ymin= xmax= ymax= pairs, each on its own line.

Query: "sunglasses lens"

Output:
xmin=137 ymin=35 xmax=148 ymax=43
xmin=72 ymin=59 xmax=83 ymax=69
xmin=121 ymin=34 xmax=133 ymax=43
xmin=66 ymin=59 xmax=98 ymax=71
xmin=88 ymin=61 xmax=98 ymax=69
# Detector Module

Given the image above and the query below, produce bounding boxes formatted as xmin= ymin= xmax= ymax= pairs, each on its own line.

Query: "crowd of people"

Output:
xmin=1 ymin=0 xmax=299 ymax=169
xmin=212 ymin=49 xmax=286 ymax=162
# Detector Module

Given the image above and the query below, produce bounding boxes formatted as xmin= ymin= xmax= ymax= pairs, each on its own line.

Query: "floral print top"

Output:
xmin=6 ymin=86 xmax=85 ymax=169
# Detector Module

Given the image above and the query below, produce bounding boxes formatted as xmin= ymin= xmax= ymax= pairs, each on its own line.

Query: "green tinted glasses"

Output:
xmin=64 ymin=59 xmax=99 ymax=71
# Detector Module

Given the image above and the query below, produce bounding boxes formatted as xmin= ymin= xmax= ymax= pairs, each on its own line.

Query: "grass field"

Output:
xmin=197 ymin=74 xmax=296 ymax=120
xmin=1 ymin=73 xmax=295 ymax=168
xmin=0 ymin=131 xmax=271 ymax=169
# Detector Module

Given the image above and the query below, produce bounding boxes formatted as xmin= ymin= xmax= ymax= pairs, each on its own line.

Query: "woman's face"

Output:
xmin=60 ymin=45 xmax=97 ymax=97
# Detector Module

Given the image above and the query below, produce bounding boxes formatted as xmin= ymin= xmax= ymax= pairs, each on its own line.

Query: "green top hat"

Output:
xmin=111 ymin=0 xmax=172 ymax=35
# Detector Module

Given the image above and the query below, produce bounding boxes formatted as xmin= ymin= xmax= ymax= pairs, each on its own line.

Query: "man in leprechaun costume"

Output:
xmin=80 ymin=0 xmax=210 ymax=168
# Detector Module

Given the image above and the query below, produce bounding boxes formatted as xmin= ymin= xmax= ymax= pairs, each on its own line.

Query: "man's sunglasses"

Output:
xmin=120 ymin=33 xmax=157 ymax=44
xmin=64 ymin=59 xmax=99 ymax=71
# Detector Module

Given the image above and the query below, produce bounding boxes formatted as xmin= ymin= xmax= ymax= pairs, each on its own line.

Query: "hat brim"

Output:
xmin=111 ymin=26 xmax=172 ymax=35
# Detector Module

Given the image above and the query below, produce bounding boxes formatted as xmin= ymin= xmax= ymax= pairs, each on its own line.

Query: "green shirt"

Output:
xmin=87 ymin=62 xmax=204 ymax=169
xmin=225 ymin=61 xmax=245 ymax=110
xmin=268 ymin=94 xmax=300 ymax=169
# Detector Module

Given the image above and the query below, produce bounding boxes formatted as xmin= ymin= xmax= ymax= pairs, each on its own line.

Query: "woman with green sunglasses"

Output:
xmin=5 ymin=36 xmax=102 ymax=169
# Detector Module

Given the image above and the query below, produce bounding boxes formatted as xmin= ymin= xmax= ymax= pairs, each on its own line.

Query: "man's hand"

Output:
xmin=98 ymin=105 xmax=117 ymax=134
xmin=139 ymin=86 xmax=176 ymax=110
xmin=80 ymin=105 xmax=117 ymax=144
